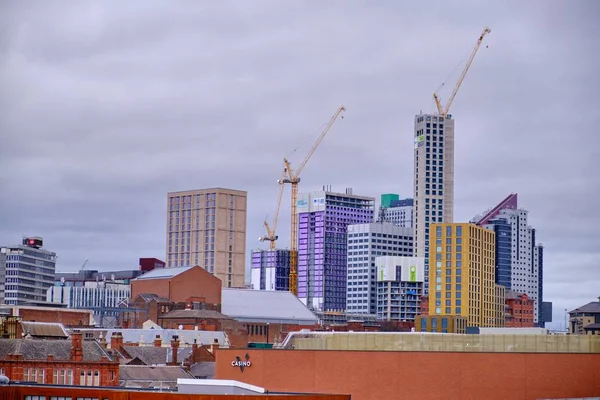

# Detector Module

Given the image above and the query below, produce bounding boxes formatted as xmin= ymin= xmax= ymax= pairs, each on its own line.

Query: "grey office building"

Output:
xmin=346 ymin=223 xmax=413 ymax=314
xmin=0 ymin=237 xmax=57 ymax=305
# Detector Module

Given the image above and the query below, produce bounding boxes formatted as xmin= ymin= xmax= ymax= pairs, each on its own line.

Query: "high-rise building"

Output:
xmin=296 ymin=188 xmax=375 ymax=311
xmin=375 ymin=256 xmax=425 ymax=321
xmin=166 ymin=188 xmax=247 ymax=288
xmin=429 ymin=223 xmax=505 ymax=328
xmin=474 ymin=193 xmax=544 ymax=325
xmin=381 ymin=198 xmax=414 ymax=228
xmin=0 ymin=237 xmax=56 ymax=306
xmin=250 ymin=249 xmax=291 ymax=291
xmin=346 ymin=223 xmax=413 ymax=314
xmin=413 ymin=113 xmax=455 ymax=295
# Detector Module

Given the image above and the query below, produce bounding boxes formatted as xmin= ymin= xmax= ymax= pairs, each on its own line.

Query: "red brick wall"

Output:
xmin=13 ymin=307 xmax=92 ymax=327
xmin=216 ymin=349 xmax=600 ymax=400
xmin=0 ymin=357 xmax=119 ymax=387
xmin=506 ymin=295 xmax=535 ymax=327
xmin=131 ymin=266 xmax=222 ymax=306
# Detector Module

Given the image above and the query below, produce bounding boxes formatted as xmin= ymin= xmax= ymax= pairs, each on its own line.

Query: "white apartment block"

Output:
xmin=413 ymin=113 xmax=455 ymax=295
xmin=346 ymin=223 xmax=413 ymax=314
xmin=382 ymin=203 xmax=414 ymax=228
xmin=376 ymin=256 xmax=425 ymax=321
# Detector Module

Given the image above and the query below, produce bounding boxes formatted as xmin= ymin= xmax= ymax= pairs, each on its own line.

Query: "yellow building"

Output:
xmin=428 ymin=223 xmax=505 ymax=327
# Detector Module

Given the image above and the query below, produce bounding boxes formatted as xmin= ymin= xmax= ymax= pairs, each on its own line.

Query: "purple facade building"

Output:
xmin=250 ymin=249 xmax=291 ymax=291
xmin=296 ymin=188 xmax=375 ymax=311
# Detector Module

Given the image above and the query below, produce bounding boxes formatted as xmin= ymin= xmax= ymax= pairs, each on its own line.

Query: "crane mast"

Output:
xmin=279 ymin=105 xmax=346 ymax=296
xmin=259 ymin=169 xmax=286 ymax=250
xmin=434 ymin=27 xmax=491 ymax=116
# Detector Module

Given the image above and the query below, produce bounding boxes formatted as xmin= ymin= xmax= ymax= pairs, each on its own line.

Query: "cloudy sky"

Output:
xmin=1 ymin=0 xmax=598 ymax=329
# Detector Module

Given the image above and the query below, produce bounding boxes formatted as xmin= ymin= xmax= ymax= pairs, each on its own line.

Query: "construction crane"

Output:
xmin=81 ymin=259 xmax=89 ymax=271
xmin=258 ymin=169 xmax=287 ymax=250
xmin=433 ymin=27 xmax=491 ymax=117
xmin=279 ymin=105 xmax=346 ymax=295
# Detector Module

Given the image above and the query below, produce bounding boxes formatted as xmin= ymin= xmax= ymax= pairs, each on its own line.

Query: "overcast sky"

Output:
xmin=1 ymin=0 xmax=598 ymax=329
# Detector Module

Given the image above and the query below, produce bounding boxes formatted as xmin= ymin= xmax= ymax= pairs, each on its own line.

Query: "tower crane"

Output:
xmin=258 ymin=169 xmax=287 ymax=250
xmin=278 ymin=105 xmax=346 ymax=295
xmin=433 ymin=27 xmax=491 ymax=117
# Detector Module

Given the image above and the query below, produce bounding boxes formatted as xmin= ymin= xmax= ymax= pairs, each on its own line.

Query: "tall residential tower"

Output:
xmin=296 ymin=188 xmax=375 ymax=311
xmin=413 ymin=113 xmax=455 ymax=294
xmin=474 ymin=193 xmax=545 ymax=325
xmin=166 ymin=187 xmax=247 ymax=288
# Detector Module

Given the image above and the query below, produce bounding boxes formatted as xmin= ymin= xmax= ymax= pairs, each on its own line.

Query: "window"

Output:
xmin=25 ymin=397 xmax=46 ymax=400
xmin=51 ymin=397 xmax=73 ymax=400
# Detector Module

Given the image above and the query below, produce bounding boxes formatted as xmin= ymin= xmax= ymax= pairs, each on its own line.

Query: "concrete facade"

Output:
xmin=375 ymin=256 xmax=425 ymax=321
xmin=1 ymin=237 xmax=57 ymax=306
xmin=166 ymin=188 xmax=247 ymax=288
xmin=381 ymin=198 xmax=414 ymax=228
xmin=346 ymin=223 xmax=413 ymax=315
xmin=413 ymin=114 xmax=455 ymax=296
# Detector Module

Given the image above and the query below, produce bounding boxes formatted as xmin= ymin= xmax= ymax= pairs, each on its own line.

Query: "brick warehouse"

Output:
xmin=0 ymin=331 xmax=119 ymax=386
xmin=130 ymin=265 xmax=222 ymax=306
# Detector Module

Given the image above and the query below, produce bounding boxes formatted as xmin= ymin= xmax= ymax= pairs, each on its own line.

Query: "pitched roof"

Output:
xmin=190 ymin=362 xmax=215 ymax=379
xmin=119 ymin=365 xmax=193 ymax=382
xmin=134 ymin=266 xmax=194 ymax=281
xmin=159 ymin=309 xmax=228 ymax=320
xmin=137 ymin=293 xmax=170 ymax=303
xmin=221 ymin=288 xmax=318 ymax=324
xmin=0 ymin=339 xmax=111 ymax=362
xmin=121 ymin=346 xmax=192 ymax=366
xmin=569 ymin=301 xmax=600 ymax=314
xmin=20 ymin=322 xmax=68 ymax=338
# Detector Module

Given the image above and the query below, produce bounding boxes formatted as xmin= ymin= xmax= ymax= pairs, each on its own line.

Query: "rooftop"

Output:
xmin=160 ymin=309 xmax=229 ymax=320
xmin=569 ymin=301 xmax=600 ymax=314
xmin=20 ymin=321 xmax=68 ymax=339
xmin=0 ymin=338 xmax=112 ymax=361
xmin=79 ymin=328 xmax=227 ymax=347
xmin=221 ymin=288 xmax=318 ymax=324
xmin=134 ymin=266 xmax=194 ymax=281
xmin=120 ymin=365 xmax=193 ymax=388
xmin=278 ymin=331 xmax=600 ymax=354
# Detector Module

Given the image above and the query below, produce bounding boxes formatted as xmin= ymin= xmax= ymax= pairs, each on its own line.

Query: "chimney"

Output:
xmin=98 ymin=334 xmax=107 ymax=349
xmin=154 ymin=334 xmax=162 ymax=347
xmin=170 ymin=335 xmax=180 ymax=365
xmin=110 ymin=332 xmax=123 ymax=353
xmin=70 ymin=331 xmax=84 ymax=362
xmin=211 ymin=338 xmax=220 ymax=353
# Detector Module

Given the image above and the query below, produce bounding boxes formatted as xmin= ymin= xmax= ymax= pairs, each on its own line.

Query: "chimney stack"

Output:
xmin=98 ymin=333 xmax=107 ymax=349
xmin=170 ymin=335 xmax=180 ymax=365
xmin=154 ymin=334 xmax=162 ymax=347
xmin=70 ymin=331 xmax=83 ymax=362
xmin=110 ymin=332 xmax=124 ymax=353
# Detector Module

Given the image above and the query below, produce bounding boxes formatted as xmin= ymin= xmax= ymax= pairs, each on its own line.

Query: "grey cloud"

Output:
xmin=1 ymin=0 xmax=599 ymax=330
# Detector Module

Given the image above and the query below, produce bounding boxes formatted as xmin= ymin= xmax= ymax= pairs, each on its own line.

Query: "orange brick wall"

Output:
xmin=215 ymin=349 xmax=600 ymax=400
xmin=131 ymin=266 xmax=222 ymax=305
xmin=14 ymin=308 xmax=92 ymax=327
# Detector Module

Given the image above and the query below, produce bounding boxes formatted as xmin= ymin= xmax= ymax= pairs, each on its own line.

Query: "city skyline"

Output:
xmin=0 ymin=1 xmax=598 ymax=329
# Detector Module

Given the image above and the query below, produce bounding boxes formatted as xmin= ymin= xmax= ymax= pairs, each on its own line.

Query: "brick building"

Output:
xmin=131 ymin=266 xmax=222 ymax=306
xmin=505 ymin=290 xmax=535 ymax=327
xmin=0 ymin=331 xmax=119 ymax=386
xmin=0 ymin=305 xmax=94 ymax=328
xmin=221 ymin=288 xmax=318 ymax=345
